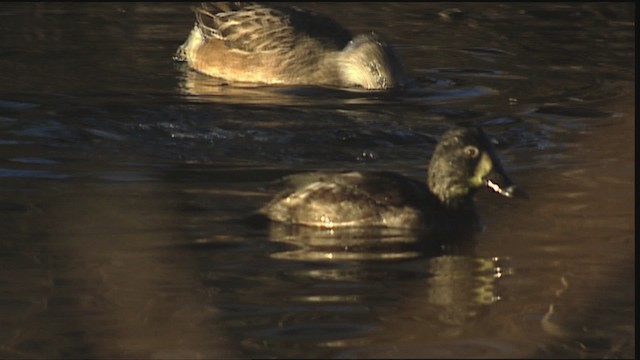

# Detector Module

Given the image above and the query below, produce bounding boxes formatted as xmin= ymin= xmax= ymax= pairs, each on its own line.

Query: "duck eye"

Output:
xmin=464 ymin=146 xmax=479 ymax=158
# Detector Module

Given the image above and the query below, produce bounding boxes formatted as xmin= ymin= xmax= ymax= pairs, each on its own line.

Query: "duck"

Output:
xmin=257 ymin=127 xmax=527 ymax=230
xmin=174 ymin=2 xmax=411 ymax=89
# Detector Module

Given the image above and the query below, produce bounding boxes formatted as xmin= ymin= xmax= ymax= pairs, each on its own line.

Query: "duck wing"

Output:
xmin=340 ymin=171 xmax=434 ymax=208
xmin=277 ymin=171 xmax=432 ymax=206
xmin=195 ymin=2 xmax=353 ymax=53
xmin=260 ymin=171 xmax=435 ymax=227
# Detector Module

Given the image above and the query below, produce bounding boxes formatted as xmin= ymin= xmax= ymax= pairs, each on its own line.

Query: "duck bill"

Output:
xmin=476 ymin=129 xmax=529 ymax=199
xmin=485 ymin=176 xmax=527 ymax=199
xmin=483 ymin=163 xmax=529 ymax=199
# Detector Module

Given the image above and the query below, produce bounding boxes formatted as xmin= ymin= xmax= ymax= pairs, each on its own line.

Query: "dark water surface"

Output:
xmin=0 ymin=2 xmax=634 ymax=358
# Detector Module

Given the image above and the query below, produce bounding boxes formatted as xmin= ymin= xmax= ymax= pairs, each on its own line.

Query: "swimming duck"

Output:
xmin=258 ymin=127 xmax=527 ymax=230
xmin=174 ymin=2 xmax=410 ymax=89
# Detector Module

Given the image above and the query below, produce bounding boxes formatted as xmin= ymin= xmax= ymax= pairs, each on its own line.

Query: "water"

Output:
xmin=0 ymin=3 xmax=634 ymax=358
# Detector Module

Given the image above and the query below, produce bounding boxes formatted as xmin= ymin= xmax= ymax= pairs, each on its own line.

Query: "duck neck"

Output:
xmin=437 ymin=191 xmax=476 ymax=212
xmin=427 ymin=172 xmax=477 ymax=212
xmin=432 ymin=196 xmax=481 ymax=235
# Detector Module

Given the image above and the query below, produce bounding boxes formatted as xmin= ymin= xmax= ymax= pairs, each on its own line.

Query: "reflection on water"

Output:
xmin=232 ymin=254 xmax=508 ymax=357
xmin=176 ymin=61 xmax=497 ymax=107
xmin=0 ymin=2 xmax=634 ymax=358
xmin=265 ymin=219 xmax=478 ymax=261
xmin=268 ymin=226 xmax=426 ymax=261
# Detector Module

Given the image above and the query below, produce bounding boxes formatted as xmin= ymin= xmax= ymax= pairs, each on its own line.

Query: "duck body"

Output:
xmin=175 ymin=2 xmax=410 ymax=89
xmin=260 ymin=171 xmax=442 ymax=230
xmin=258 ymin=128 xmax=526 ymax=230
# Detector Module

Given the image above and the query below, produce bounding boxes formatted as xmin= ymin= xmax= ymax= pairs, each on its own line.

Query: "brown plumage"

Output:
xmin=175 ymin=2 xmax=411 ymax=89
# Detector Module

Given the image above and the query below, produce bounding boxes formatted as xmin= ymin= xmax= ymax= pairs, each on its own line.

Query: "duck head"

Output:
xmin=338 ymin=32 xmax=410 ymax=89
xmin=427 ymin=127 xmax=528 ymax=209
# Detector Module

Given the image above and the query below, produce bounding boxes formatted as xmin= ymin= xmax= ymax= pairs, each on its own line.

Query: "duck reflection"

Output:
xmin=258 ymin=220 xmax=509 ymax=350
xmin=175 ymin=63 xmax=390 ymax=106
xmin=262 ymin=215 xmax=506 ymax=304
xmin=175 ymin=65 xmax=299 ymax=104
xmin=266 ymin=220 xmax=478 ymax=262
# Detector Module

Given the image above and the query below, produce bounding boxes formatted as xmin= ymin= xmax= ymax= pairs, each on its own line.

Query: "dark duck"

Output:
xmin=257 ymin=127 xmax=527 ymax=231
